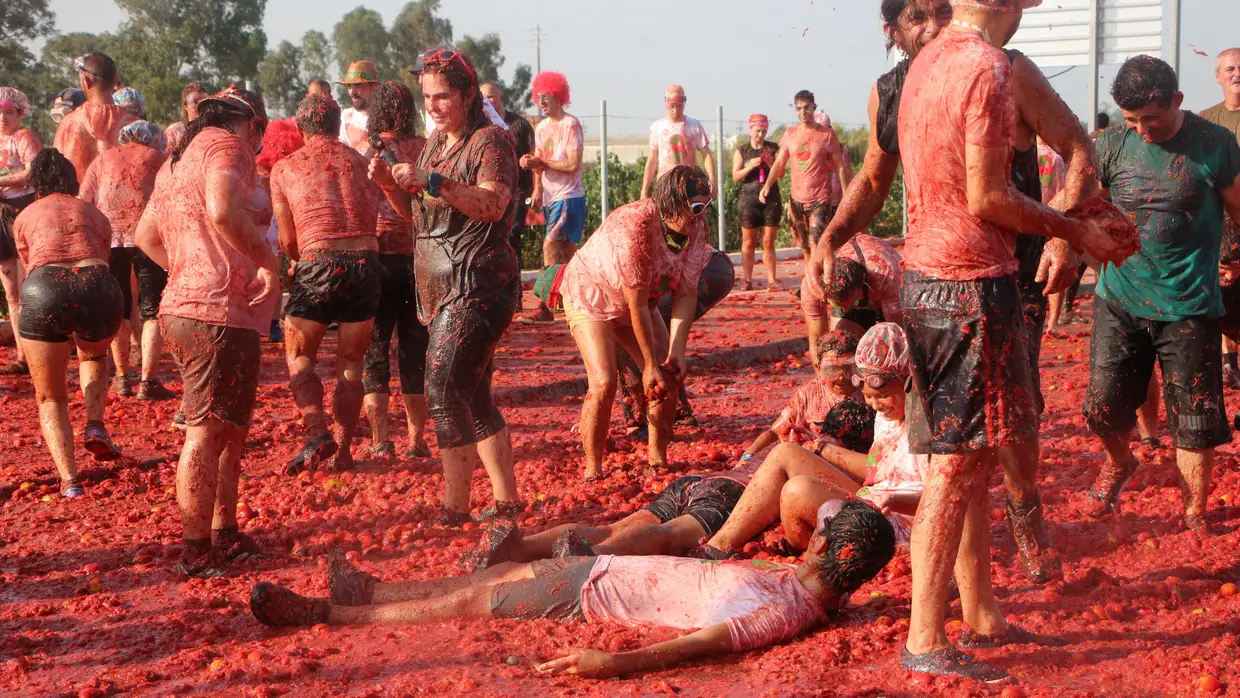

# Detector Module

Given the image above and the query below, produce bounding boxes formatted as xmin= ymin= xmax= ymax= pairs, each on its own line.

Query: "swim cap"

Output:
xmin=855 ymin=322 xmax=910 ymax=379
xmin=119 ymin=120 xmax=167 ymax=151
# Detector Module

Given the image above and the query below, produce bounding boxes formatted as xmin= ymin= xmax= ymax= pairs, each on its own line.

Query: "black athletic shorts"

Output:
xmin=489 ymin=557 xmax=594 ymax=622
xmin=109 ymin=247 xmax=169 ymax=322
xmin=738 ymin=189 xmax=782 ymax=229
xmin=643 ymin=475 xmax=747 ymax=538
xmin=0 ymin=193 xmax=36 ymax=264
xmin=19 ymin=265 xmax=124 ymax=343
xmin=789 ymin=199 xmax=833 ymax=245
xmin=286 ymin=249 xmax=382 ymax=325
xmin=1084 ymin=299 xmax=1230 ymax=450
xmin=902 ymin=270 xmax=1039 ymax=454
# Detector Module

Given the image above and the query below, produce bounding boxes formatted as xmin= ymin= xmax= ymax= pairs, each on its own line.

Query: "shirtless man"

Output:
xmin=271 ymin=95 xmax=382 ymax=474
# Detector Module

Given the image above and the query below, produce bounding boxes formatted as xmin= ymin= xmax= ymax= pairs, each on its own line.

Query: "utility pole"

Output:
xmin=533 ymin=25 xmax=545 ymax=74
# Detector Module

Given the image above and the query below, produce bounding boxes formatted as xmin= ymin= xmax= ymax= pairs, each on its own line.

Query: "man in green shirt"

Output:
xmin=1086 ymin=56 xmax=1240 ymax=535
xmin=1200 ymin=48 xmax=1240 ymax=386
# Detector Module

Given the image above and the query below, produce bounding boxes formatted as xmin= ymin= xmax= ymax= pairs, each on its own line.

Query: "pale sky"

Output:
xmin=40 ymin=0 xmax=1240 ymax=136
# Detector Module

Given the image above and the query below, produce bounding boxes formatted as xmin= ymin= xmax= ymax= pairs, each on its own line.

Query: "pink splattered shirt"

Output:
xmin=13 ymin=194 xmax=112 ymax=269
xmin=79 ymin=142 xmax=166 ymax=248
xmin=580 ymin=555 xmax=827 ymax=653
xmin=0 ymin=128 xmax=42 ymax=200
xmin=649 ymin=117 xmax=710 ymax=178
xmin=781 ymin=124 xmax=843 ymax=205
xmin=535 ymin=114 xmax=585 ymax=205
xmin=561 ymin=199 xmax=711 ymax=323
xmin=899 ymin=29 xmax=1019 ymax=280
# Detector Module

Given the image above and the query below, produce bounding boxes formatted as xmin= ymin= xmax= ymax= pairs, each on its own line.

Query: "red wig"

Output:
xmin=256 ymin=118 xmax=305 ymax=174
xmin=531 ymin=71 xmax=571 ymax=108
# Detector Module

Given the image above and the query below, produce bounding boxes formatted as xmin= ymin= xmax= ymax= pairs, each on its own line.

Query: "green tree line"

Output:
xmin=4 ymin=0 xmax=532 ymax=141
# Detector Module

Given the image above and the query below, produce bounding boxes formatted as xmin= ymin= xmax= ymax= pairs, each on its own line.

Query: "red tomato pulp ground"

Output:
xmin=1 ymin=261 xmax=1237 ymax=697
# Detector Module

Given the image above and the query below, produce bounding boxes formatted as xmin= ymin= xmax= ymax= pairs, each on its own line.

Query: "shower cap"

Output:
xmin=855 ymin=322 xmax=910 ymax=379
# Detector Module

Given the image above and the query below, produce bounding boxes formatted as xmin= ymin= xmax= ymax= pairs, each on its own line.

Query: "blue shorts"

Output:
xmin=545 ymin=196 xmax=586 ymax=244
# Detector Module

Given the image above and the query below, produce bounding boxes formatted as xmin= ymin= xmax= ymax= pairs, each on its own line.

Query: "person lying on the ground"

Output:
xmin=249 ymin=501 xmax=896 ymax=679
xmin=459 ymin=398 xmax=876 ymax=572
xmin=704 ymin=323 xmax=927 ymax=557
xmin=741 ymin=329 xmax=861 ymax=458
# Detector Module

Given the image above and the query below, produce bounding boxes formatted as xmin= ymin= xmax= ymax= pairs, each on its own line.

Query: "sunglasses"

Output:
xmin=690 ymin=198 xmax=713 ymax=216
xmin=423 ymin=48 xmax=461 ymax=62
xmin=73 ymin=56 xmax=104 ymax=81
xmin=852 ymin=372 xmax=903 ymax=390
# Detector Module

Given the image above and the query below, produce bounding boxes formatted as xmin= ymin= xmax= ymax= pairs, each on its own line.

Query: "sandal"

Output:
xmin=899 ymin=646 xmax=1008 ymax=684
xmin=478 ymin=499 xmax=526 ymax=522
xmin=436 ymin=506 xmax=474 ymax=528
xmin=367 ymin=441 xmax=397 ymax=459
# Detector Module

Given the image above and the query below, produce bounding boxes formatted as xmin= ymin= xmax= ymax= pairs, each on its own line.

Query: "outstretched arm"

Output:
xmin=640 ymin=148 xmax=659 ymax=199
xmin=536 ymin=623 xmax=734 ymax=679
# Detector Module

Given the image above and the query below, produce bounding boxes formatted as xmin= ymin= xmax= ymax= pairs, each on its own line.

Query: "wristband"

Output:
xmin=740 ymin=454 xmax=754 ymax=461
xmin=427 ymin=171 xmax=444 ymax=197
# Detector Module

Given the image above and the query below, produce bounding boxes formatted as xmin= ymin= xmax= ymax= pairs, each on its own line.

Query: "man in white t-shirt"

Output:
xmin=249 ymin=500 xmax=895 ymax=679
xmin=520 ymin=71 xmax=586 ymax=323
xmin=640 ymin=84 xmax=716 ymax=199
xmin=336 ymin=59 xmax=379 ymax=155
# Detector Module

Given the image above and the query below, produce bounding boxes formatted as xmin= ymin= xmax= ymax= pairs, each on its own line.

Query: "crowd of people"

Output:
xmin=1 ymin=0 xmax=1239 ymax=685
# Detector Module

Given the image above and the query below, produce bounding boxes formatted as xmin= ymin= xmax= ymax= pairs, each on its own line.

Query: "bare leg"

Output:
xmin=614 ymin=317 xmax=674 ymax=467
xmin=0 ymin=258 xmax=25 ymax=365
xmin=402 ymin=393 xmax=430 ymax=451
xmin=1136 ymin=373 xmax=1160 ymax=442
xmin=139 ymin=319 xmax=162 ymax=382
xmin=906 ymin=451 xmax=993 ymax=655
xmin=763 ymin=226 xmax=780 ymax=287
xmin=373 ymin=561 xmax=535 ymax=603
xmin=76 ymin=340 xmax=112 ymax=424
xmin=332 ymin=320 xmax=375 ymax=462
xmin=571 ymin=321 xmax=618 ymax=480
xmin=440 ymin=443 xmax=482 ymax=513
xmin=592 ymin=516 xmax=707 ymax=556
xmin=953 ymin=454 xmax=1007 ymax=637
xmin=1045 ymin=292 xmax=1063 ymax=331
xmin=284 ymin=316 xmax=330 ymax=431
xmin=476 ymin=426 xmax=518 ymax=503
xmin=740 ymin=228 xmax=757 ymax=288
xmin=212 ymin=424 xmax=247 ymax=530
xmin=364 ymin=392 xmax=390 ymax=445
xmin=25 ymin=339 xmax=75 ymax=481
xmin=178 ymin=423 xmax=229 ymax=540
xmin=708 ymin=443 xmax=859 ymax=550
xmin=109 ymin=319 xmax=132 ymax=383
xmin=1177 ymin=447 xmax=1213 ymax=525
xmin=779 ymin=475 xmax=843 ymax=550
xmin=329 ymin=585 xmax=495 ymax=625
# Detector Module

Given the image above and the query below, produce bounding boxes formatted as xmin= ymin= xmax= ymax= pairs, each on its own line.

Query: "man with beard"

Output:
xmin=337 ymin=60 xmax=380 ymax=155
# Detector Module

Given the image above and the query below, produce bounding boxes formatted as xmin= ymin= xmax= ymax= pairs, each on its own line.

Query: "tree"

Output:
xmin=332 ymin=6 xmax=391 ymax=102
xmin=389 ymin=0 xmax=452 ymax=70
xmin=456 ymin=33 xmax=532 ymax=112
xmin=258 ymin=40 xmax=305 ymax=117
xmin=1 ymin=0 xmax=55 ymax=44
xmin=299 ymin=29 xmax=333 ymax=83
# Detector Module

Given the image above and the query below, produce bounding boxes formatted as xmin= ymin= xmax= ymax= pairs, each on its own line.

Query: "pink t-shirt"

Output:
xmin=561 ymin=199 xmax=712 ymax=323
xmin=79 ymin=142 xmax=167 ymax=248
xmin=535 ymin=114 xmax=585 ymax=205
xmin=580 ymin=556 xmax=827 ymax=653
xmin=801 ymin=235 xmax=903 ymax=321
xmin=374 ymin=134 xmax=426 ymax=255
xmin=270 ymin=135 xmax=380 ymax=254
xmin=773 ymin=379 xmax=857 ymax=445
xmin=899 ymin=30 xmax=1019 ymax=280
xmin=52 ymin=102 xmax=138 ymax=182
xmin=781 ymin=124 xmax=841 ymax=205
xmin=13 ymin=194 xmax=112 ymax=269
xmin=149 ymin=127 xmax=272 ymax=333
xmin=0 ymin=128 xmax=43 ymax=200
xmin=1037 ymin=142 xmax=1066 ymax=205
xmin=649 ymin=117 xmax=710 ymax=178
